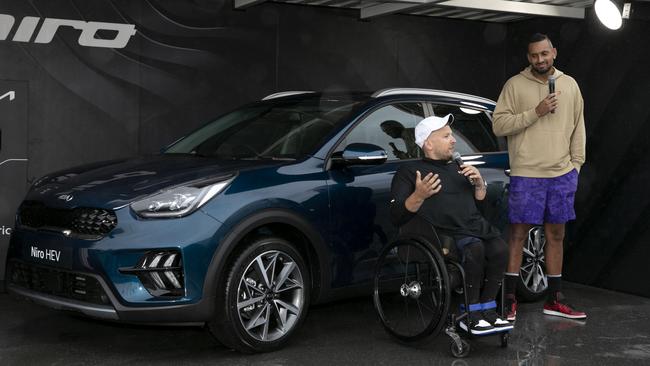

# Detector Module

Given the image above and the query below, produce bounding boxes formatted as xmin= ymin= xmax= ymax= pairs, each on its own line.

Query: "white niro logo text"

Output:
xmin=0 ymin=14 xmax=136 ymax=49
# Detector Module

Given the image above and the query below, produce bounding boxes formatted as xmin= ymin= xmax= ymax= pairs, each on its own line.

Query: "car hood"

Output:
xmin=26 ymin=155 xmax=284 ymax=209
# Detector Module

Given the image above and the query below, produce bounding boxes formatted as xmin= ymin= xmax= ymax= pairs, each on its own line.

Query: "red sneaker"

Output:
xmin=505 ymin=295 xmax=517 ymax=322
xmin=543 ymin=299 xmax=587 ymax=319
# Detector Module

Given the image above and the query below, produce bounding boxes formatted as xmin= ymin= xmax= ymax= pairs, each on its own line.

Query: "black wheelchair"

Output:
xmin=373 ymin=216 xmax=509 ymax=358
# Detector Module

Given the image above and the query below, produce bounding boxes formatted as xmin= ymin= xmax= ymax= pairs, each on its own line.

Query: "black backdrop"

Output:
xmin=506 ymin=13 xmax=650 ymax=297
xmin=0 ymin=0 xmax=649 ymax=296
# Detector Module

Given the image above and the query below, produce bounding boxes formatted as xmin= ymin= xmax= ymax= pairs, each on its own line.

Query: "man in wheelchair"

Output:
xmin=389 ymin=114 xmax=513 ymax=335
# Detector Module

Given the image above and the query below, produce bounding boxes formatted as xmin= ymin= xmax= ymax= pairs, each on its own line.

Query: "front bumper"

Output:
xmin=6 ymin=206 xmax=225 ymax=323
xmin=6 ymin=262 xmax=215 ymax=323
xmin=8 ymin=259 xmax=112 ymax=306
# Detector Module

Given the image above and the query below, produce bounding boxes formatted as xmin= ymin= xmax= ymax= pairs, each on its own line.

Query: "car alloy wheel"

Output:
xmin=236 ymin=249 xmax=305 ymax=342
xmin=209 ymin=237 xmax=310 ymax=353
xmin=517 ymin=226 xmax=548 ymax=301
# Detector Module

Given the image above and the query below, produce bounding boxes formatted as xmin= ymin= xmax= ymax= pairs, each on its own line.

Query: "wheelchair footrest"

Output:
xmin=458 ymin=320 xmax=513 ymax=336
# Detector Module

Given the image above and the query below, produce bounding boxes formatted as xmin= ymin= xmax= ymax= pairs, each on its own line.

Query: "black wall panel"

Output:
xmin=275 ymin=6 xmax=508 ymax=98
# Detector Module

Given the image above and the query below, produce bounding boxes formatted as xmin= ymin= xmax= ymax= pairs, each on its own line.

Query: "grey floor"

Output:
xmin=1 ymin=282 xmax=650 ymax=366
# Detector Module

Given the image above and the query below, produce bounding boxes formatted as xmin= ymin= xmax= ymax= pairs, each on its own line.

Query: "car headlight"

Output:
xmin=130 ymin=175 xmax=235 ymax=218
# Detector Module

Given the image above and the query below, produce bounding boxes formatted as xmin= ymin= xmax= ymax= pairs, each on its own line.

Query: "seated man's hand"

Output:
xmin=459 ymin=164 xmax=484 ymax=187
xmin=414 ymin=170 xmax=441 ymax=200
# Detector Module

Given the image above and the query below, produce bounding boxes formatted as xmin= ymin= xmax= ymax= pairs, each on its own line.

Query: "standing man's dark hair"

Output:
xmin=492 ymin=32 xmax=587 ymax=321
xmin=529 ymin=32 xmax=552 ymax=45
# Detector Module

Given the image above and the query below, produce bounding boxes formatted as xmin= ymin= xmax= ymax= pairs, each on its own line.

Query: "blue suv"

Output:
xmin=6 ymin=88 xmax=513 ymax=352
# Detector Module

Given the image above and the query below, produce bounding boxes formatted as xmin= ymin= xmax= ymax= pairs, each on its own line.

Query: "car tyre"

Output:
xmin=208 ymin=236 xmax=310 ymax=353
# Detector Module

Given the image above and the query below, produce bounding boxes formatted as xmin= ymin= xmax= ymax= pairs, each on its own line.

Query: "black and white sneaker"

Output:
xmin=459 ymin=311 xmax=496 ymax=335
xmin=482 ymin=308 xmax=514 ymax=331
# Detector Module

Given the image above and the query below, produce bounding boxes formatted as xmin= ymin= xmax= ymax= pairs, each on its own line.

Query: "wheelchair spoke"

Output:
xmin=404 ymin=292 xmax=409 ymax=322
xmin=427 ymin=288 xmax=439 ymax=308
xmin=416 ymin=297 xmax=437 ymax=314
xmin=419 ymin=285 xmax=441 ymax=307
xmin=415 ymin=298 xmax=426 ymax=329
xmin=403 ymin=245 xmax=410 ymax=283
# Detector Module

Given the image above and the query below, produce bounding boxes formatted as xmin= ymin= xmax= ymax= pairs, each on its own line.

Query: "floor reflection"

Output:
xmin=1 ymin=282 xmax=650 ymax=365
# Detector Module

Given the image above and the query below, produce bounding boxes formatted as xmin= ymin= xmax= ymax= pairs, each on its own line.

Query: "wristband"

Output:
xmin=475 ymin=179 xmax=487 ymax=191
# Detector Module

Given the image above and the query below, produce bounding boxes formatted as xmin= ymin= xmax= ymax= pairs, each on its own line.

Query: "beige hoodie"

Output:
xmin=493 ymin=66 xmax=586 ymax=178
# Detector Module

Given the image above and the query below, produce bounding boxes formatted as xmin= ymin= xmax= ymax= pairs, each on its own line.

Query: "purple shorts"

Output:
xmin=508 ymin=169 xmax=578 ymax=225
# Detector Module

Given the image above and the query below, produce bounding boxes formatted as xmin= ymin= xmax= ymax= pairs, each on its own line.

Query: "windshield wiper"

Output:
xmin=238 ymin=155 xmax=296 ymax=161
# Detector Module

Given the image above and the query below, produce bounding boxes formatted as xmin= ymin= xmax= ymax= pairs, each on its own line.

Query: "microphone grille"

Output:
xmin=452 ymin=152 xmax=461 ymax=160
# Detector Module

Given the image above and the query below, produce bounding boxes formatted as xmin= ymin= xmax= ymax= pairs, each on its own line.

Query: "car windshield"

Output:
xmin=165 ymin=97 xmax=362 ymax=160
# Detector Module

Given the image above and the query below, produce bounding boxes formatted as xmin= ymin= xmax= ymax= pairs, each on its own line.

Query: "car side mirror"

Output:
xmin=331 ymin=143 xmax=388 ymax=166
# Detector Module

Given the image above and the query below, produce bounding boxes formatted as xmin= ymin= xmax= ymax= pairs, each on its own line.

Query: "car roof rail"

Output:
xmin=262 ymin=91 xmax=316 ymax=100
xmin=372 ymin=88 xmax=496 ymax=106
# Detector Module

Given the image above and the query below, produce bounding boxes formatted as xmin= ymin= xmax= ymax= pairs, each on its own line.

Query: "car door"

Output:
xmin=326 ymin=101 xmax=426 ymax=287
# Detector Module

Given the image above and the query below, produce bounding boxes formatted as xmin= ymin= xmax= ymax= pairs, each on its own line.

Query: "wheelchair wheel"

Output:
xmin=450 ymin=338 xmax=470 ymax=358
xmin=373 ymin=238 xmax=451 ymax=342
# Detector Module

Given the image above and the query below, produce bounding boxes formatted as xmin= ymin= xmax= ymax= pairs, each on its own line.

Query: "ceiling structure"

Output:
xmin=234 ymin=0 xmax=595 ymax=23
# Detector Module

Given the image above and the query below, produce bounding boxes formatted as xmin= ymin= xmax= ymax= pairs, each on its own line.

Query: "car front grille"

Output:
xmin=18 ymin=201 xmax=117 ymax=238
xmin=8 ymin=260 xmax=111 ymax=306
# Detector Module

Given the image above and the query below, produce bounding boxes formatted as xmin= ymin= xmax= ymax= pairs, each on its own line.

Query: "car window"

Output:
xmin=165 ymin=98 xmax=361 ymax=160
xmin=430 ymin=104 xmax=500 ymax=154
xmin=339 ymin=103 xmax=425 ymax=161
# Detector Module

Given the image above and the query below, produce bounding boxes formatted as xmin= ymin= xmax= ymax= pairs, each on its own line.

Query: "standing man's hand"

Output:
xmin=535 ymin=91 xmax=561 ymax=117
xmin=405 ymin=170 xmax=441 ymax=212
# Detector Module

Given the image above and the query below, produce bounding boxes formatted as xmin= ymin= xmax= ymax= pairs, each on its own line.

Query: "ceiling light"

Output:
xmin=595 ymin=0 xmax=623 ymax=30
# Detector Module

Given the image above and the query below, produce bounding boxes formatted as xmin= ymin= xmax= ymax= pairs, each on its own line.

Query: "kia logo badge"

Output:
xmin=58 ymin=194 xmax=74 ymax=201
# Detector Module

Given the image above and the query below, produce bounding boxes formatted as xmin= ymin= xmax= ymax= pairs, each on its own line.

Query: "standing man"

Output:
xmin=391 ymin=114 xmax=512 ymax=335
xmin=493 ymin=33 xmax=586 ymax=320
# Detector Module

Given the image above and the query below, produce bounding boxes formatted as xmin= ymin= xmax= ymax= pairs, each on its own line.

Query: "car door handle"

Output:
xmin=504 ymin=169 xmax=511 ymax=176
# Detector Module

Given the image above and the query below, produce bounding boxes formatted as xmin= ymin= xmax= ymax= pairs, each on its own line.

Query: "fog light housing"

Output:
xmin=119 ymin=250 xmax=184 ymax=297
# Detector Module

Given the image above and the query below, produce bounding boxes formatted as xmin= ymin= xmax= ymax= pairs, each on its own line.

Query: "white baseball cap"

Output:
xmin=414 ymin=114 xmax=455 ymax=148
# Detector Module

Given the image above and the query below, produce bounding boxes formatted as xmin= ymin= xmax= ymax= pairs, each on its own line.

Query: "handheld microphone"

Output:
xmin=549 ymin=76 xmax=555 ymax=113
xmin=452 ymin=152 xmax=473 ymax=184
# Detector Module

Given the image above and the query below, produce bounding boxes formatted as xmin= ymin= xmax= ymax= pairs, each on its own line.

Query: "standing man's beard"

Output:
xmin=532 ymin=64 xmax=551 ymax=75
